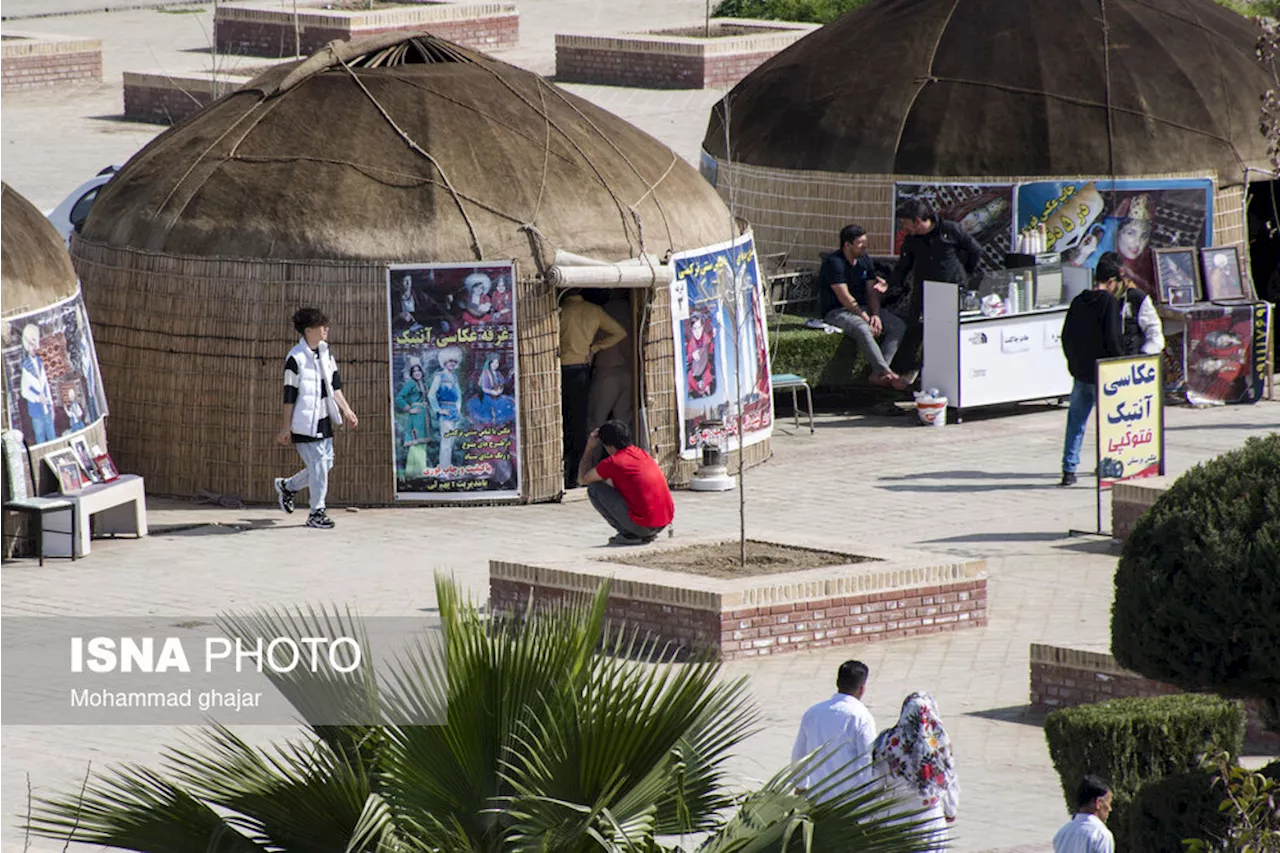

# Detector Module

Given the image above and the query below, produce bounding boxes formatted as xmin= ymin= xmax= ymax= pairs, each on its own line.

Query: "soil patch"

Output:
xmin=648 ymin=24 xmax=785 ymax=38
xmin=604 ymin=539 xmax=876 ymax=580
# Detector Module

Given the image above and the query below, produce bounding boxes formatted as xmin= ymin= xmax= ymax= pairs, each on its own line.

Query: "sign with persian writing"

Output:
xmin=386 ymin=262 xmax=520 ymax=500
xmin=1095 ymin=354 xmax=1164 ymax=488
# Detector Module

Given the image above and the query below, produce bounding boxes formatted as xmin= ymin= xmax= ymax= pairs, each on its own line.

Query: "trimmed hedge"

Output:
xmin=1044 ymin=694 xmax=1245 ymax=841
xmin=767 ymin=314 xmax=870 ymax=388
xmin=711 ymin=0 xmax=868 ymax=24
xmin=1126 ymin=769 xmax=1230 ymax=851
xmin=1112 ymin=434 xmax=1280 ymax=703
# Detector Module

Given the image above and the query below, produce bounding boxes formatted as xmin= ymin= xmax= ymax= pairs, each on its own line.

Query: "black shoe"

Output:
xmin=608 ymin=532 xmax=647 ymax=546
xmin=274 ymin=478 xmax=296 ymax=514
xmin=1059 ymin=472 xmax=1078 ymax=487
xmin=307 ymin=509 xmax=335 ymax=529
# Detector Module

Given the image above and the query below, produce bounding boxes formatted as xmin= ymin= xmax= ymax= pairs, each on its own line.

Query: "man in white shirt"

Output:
xmin=1052 ymin=775 xmax=1115 ymax=853
xmin=791 ymin=660 xmax=877 ymax=801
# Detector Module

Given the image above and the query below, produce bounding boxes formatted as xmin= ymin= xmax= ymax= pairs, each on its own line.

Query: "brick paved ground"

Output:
xmin=3 ymin=3 xmax=1278 ymax=851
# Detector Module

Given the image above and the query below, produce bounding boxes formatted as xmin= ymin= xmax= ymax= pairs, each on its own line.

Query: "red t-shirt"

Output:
xmin=595 ymin=446 xmax=674 ymax=529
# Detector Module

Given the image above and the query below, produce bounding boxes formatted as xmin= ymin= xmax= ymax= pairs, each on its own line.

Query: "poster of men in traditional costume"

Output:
xmin=2 ymin=290 xmax=108 ymax=448
xmin=387 ymin=262 xmax=520 ymax=500
xmin=669 ymin=233 xmax=773 ymax=460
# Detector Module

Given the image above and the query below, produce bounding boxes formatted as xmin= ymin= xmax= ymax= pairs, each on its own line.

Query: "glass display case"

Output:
xmin=960 ymin=262 xmax=1085 ymax=319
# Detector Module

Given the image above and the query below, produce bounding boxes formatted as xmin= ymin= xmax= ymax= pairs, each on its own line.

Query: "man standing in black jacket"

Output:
xmin=887 ymin=200 xmax=984 ymax=380
xmin=1058 ymin=256 xmax=1126 ymax=486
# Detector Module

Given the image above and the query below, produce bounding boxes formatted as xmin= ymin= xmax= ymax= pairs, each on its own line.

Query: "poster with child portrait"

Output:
xmin=2 ymin=289 xmax=108 ymax=448
xmin=386 ymin=262 xmax=521 ymax=501
xmin=669 ymin=232 xmax=773 ymax=460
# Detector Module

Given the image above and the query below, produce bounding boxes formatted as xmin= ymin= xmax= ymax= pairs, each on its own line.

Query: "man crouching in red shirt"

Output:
xmin=577 ymin=419 xmax=674 ymax=545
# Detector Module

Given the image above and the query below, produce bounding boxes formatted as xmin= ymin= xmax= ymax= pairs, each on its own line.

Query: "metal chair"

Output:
xmin=770 ymin=373 xmax=815 ymax=434
xmin=0 ymin=432 xmax=76 ymax=563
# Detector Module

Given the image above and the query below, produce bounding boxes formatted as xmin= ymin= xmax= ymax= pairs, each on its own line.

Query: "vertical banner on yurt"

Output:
xmin=892 ymin=182 xmax=1014 ymax=275
xmin=669 ymin=232 xmax=773 ymax=461
xmin=1 ymin=289 xmax=108 ymax=448
xmin=1013 ymin=178 xmax=1213 ymax=299
xmin=387 ymin=262 xmax=521 ymax=500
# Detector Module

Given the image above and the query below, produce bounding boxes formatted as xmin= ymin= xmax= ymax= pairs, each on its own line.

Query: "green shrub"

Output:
xmin=711 ymin=0 xmax=868 ymax=24
xmin=1044 ymin=694 xmax=1246 ymax=840
xmin=1111 ymin=434 xmax=1280 ymax=707
xmin=767 ymin=314 xmax=870 ymax=387
xmin=1126 ymin=769 xmax=1230 ymax=851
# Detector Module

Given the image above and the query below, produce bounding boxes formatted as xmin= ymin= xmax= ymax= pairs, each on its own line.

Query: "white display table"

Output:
xmin=921 ymin=281 xmax=1074 ymax=421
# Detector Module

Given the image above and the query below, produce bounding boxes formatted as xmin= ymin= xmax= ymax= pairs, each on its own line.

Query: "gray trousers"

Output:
xmin=588 ymin=481 xmax=663 ymax=540
xmin=824 ymin=308 xmax=907 ymax=374
xmin=286 ymin=438 xmax=334 ymax=511
xmin=588 ymin=367 xmax=633 ymax=432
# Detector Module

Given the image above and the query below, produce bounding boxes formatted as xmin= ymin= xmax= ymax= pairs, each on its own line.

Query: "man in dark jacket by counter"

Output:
xmin=1058 ymin=256 xmax=1125 ymax=486
xmin=886 ymin=199 xmax=984 ymax=380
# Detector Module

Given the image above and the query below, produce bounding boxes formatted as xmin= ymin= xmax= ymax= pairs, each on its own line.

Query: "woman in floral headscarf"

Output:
xmin=872 ymin=692 xmax=959 ymax=847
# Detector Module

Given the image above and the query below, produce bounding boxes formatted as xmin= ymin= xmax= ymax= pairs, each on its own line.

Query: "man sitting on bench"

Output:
xmin=819 ymin=224 xmax=909 ymax=390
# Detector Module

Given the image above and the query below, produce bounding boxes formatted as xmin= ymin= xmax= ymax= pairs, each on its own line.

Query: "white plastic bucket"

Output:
xmin=915 ymin=397 xmax=948 ymax=427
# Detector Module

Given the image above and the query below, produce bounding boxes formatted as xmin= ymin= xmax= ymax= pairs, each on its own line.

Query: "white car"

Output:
xmin=46 ymin=166 xmax=118 ymax=246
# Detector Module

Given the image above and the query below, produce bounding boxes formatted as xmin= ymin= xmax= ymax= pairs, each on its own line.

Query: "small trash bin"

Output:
xmin=914 ymin=392 xmax=948 ymax=427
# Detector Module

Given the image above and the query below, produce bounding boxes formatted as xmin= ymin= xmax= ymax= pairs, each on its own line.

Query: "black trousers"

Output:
xmin=889 ymin=282 xmax=925 ymax=375
xmin=562 ymin=364 xmax=592 ymax=488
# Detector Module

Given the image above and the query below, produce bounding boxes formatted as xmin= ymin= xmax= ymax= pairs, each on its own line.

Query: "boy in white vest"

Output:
xmin=274 ymin=307 xmax=359 ymax=529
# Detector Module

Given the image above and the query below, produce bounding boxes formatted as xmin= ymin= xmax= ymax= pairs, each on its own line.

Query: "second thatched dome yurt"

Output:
xmin=2 ymin=183 xmax=110 ymax=511
xmin=701 ymin=0 xmax=1272 ymax=266
xmin=75 ymin=33 xmax=751 ymax=506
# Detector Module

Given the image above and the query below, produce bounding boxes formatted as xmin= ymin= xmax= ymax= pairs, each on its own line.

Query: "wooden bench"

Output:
xmin=41 ymin=474 xmax=148 ymax=558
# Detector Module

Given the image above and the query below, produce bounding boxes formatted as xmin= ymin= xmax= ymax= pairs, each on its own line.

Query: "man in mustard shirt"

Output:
xmin=560 ymin=289 xmax=626 ymax=489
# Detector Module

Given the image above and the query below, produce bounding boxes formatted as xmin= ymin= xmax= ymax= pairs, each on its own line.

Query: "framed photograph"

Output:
xmin=1153 ymin=248 xmax=1201 ymax=305
xmin=42 ymin=449 xmax=84 ymax=494
xmin=68 ymin=435 xmax=101 ymax=483
xmin=94 ymin=453 xmax=119 ymax=482
xmin=1200 ymin=246 xmax=1250 ymax=301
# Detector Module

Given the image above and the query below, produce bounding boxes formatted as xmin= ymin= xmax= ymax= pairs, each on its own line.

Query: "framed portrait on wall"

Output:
xmin=1153 ymin=248 xmax=1201 ymax=306
xmin=1200 ymin=246 xmax=1250 ymax=302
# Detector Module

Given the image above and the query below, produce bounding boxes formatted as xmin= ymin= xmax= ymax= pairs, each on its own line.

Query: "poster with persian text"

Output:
xmin=669 ymin=232 xmax=773 ymax=460
xmin=387 ymin=262 xmax=521 ymax=500
xmin=1096 ymin=354 xmax=1164 ymax=488
xmin=1014 ymin=178 xmax=1213 ymax=300
xmin=2 ymin=288 xmax=108 ymax=448
xmin=1182 ymin=302 xmax=1266 ymax=407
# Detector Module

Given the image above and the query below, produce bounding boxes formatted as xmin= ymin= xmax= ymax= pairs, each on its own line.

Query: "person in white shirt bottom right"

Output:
xmin=791 ymin=661 xmax=877 ymax=801
xmin=1053 ymin=775 xmax=1115 ymax=853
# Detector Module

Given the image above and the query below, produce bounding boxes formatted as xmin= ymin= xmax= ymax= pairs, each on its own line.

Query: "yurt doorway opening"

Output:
xmin=561 ymin=287 xmax=641 ymax=489
xmin=1248 ymin=181 xmax=1279 ymax=312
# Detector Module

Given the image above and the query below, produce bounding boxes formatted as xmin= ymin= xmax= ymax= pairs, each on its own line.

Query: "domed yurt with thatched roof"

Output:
xmin=2 ymin=183 xmax=112 ymax=551
xmin=74 ymin=32 xmax=770 ymax=506
xmin=701 ymin=0 xmax=1273 ymax=280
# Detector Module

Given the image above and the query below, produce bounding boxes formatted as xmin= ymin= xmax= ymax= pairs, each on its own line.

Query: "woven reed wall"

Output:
xmin=641 ymin=278 xmax=771 ymax=487
xmin=70 ymin=238 xmax=580 ymax=506
xmin=68 ymin=238 xmax=762 ymax=506
xmin=710 ymin=160 xmax=1245 ymax=271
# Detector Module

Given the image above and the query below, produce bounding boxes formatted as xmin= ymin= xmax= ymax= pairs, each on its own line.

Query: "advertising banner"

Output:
xmin=893 ymin=182 xmax=1014 ymax=276
xmin=2 ymin=288 xmax=108 ymax=448
xmin=387 ymin=262 xmax=520 ymax=500
xmin=670 ymin=233 xmax=773 ymax=460
xmin=1096 ymin=354 xmax=1164 ymax=489
xmin=1014 ymin=178 xmax=1213 ymax=299
xmin=1183 ymin=302 xmax=1266 ymax=406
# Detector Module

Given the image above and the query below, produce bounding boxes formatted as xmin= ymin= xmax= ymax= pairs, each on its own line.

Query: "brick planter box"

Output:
xmin=490 ymin=536 xmax=987 ymax=660
xmin=123 ymin=67 xmax=268 ymax=124
xmin=1029 ymin=643 xmax=1279 ymax=750
xmin=555 ymin=19 xmax=818 ymax=90
xmin=2 ymin=32 xmax=102 ymax=92
xmin=1111 ymin=476 xmax=1170 ymax=542
xmin=214 ymin=1 xmax=518 ymax=58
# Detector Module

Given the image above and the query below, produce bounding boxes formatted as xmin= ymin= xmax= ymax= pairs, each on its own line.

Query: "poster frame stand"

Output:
xmin=1068 ymin=354 xmax=1165 ymax=538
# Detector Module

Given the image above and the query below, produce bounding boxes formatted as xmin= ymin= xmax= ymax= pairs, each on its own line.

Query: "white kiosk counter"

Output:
xmin=921 ymin=266 xmax=1090 ymax=421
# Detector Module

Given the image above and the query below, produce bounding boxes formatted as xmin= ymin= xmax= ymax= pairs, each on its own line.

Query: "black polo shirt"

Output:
xmin=818 ymin=250 xmax=880 ymax=316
